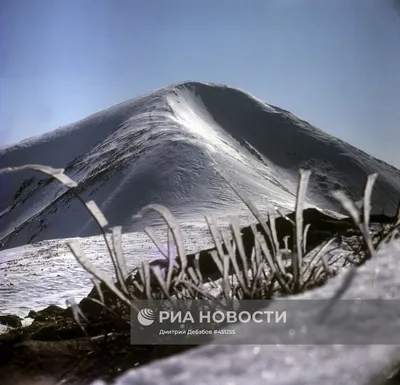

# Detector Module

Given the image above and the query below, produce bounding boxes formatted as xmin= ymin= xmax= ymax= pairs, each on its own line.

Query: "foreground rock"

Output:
xmin=0 ymin=315 xmax=22 ymax=328
xmin=102 ymin=239 xmax=400 ymax=385
xmin=28 ymin=304 xmax=67 ymax=322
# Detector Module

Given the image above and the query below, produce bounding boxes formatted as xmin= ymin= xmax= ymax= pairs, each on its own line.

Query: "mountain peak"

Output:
xmin=1 ymin=82 xmax=399 ymax=249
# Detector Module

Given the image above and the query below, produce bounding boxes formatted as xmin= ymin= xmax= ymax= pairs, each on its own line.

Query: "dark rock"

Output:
xmin=78 ymin=297 xmax=105 ymax=318
xmin=31 ymin=305 xmax=66 ymax=323
xmin=62 ymin=306 xmax=73 ymax=319
xmin=0 ymin=315 xmax=22 ymax=328
xmin=74 ymin=280 xmax=130 ymax=319
xmin=27 ymin=310 xmax=39 ymax=319
xmin=38 ymin=304 xmax=65 ymax=317
xmin=29 ymin=322 xmax=83 ymax=341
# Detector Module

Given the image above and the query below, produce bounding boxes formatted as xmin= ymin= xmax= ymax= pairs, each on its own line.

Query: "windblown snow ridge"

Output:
xmin=1 ymin=81 xmax=399 ymax=250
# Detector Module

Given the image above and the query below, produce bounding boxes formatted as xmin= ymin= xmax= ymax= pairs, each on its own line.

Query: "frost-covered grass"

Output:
xmin=1 ymin=164 xmax=398 ymax=315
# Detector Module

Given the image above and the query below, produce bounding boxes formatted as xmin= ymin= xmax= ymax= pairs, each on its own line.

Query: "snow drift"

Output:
xmin=1 ymin=81 xmax=399 ymax=250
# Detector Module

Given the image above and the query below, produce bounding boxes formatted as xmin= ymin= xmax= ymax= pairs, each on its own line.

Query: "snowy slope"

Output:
xmin=0 ymin=225 xmax=214 ymax=317
xmin=1 ymin=81 xmax=400 ymax=251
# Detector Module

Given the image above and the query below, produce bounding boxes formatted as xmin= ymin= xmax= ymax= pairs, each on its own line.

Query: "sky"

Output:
xmin=1 ymin=0 xmax=399 ymax=167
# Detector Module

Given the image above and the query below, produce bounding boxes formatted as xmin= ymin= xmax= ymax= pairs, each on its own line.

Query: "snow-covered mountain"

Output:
xmin=1 ymin=81 xmax=400 ymax=251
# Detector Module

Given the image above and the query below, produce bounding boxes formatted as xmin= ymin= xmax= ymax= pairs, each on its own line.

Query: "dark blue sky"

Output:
xmin=1 ymin=0 xmax=399 ymax=167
